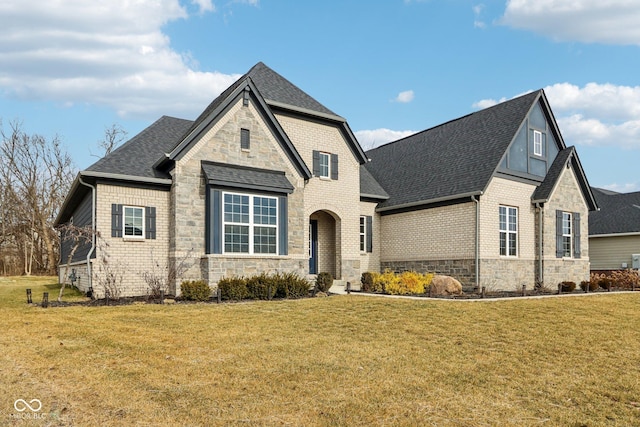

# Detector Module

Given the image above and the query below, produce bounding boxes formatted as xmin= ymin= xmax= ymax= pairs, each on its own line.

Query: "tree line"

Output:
xmin=0 ymin=120 xmax=125 ymax=276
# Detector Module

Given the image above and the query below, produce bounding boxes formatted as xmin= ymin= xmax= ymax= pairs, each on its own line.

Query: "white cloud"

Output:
xmin=473 ymin=4 xmax=486 ymax=29
xmin=192 ymin=0 xmax=215 ymax=13
xmin=473 ymin=83 xmax=640 ymax=149
xmin=501 ymin=0 xmax=640 ymax=45
xmin=600 ymin=182 xmax=640 ymax=193
xmin=394 ymin=90 xmax=415 ymax=103
xmin=355 ymin=128 xmax=416 ymax=150
xmin=0 ymin=0 xmax=242 ymax=119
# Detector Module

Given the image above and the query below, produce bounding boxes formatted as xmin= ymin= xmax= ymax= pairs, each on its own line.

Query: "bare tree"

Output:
xmin=0 ymin=120 xmax=75 ymax=275
xmin=92 ymin=123 xmax=127 ymax=158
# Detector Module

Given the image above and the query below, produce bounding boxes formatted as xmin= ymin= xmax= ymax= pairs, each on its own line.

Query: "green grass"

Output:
xmin=1 ymin=277 xmax=640 ymax=426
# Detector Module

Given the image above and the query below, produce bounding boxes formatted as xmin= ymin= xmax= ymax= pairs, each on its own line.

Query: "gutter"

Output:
xmin=376 ymin=191 xmax=483 ymax=213
xmin=80 ymin=170 xmax=172 ymax=185
xmin=535 ymin=202 xmax=544 ymax=286
xmin=78 ymin=176 xmax=96 ymax=294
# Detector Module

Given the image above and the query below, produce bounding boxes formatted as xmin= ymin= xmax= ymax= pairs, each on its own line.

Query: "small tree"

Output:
xmin=57 ymin=223 xmax=94 ymax=302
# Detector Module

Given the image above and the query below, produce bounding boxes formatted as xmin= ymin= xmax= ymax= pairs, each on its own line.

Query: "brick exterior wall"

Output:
xmin=359 ymin=201 xmax=380 ymax=274
xmin=378 ymin=202 xmax=476 ymax=285
xmin=541 ymin=165 xmax=590 ymax=287
xmin=94 ymin=183 xmax=170 ymax=297
xmin=276 ymin=113 xmax=362 ymax=284
xmin=478 ymin=177 xmax=537 ymax=289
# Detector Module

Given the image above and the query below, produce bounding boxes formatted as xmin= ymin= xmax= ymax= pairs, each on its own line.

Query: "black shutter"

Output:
xmin=573 ymin=212 xmax=581 ymax=258
xmin=331 ymin=153 xmax=338 ymax=180
xmin=312 ymin=150 xmax=320 ymax=176
xmin=555 ymin=210 xmax=563 ymax=258
xmin=278 ymin=196 xmax=288 ymax=255
xmin=145 ymin=207 xmax=156 ymax=239
xmin=366 ymin=215 xmax=373 ymax=253
xmin=212 ymin=189 xmax=222 ymax=254
xmin=241 ymin=128 xmax=250 ymax=150
xmin=111 ymin=204 xmax=123 ymax=237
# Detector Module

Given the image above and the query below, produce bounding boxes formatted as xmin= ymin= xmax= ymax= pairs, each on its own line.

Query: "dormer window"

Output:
xmin=533 ymin=130 xmax=543 ymax=156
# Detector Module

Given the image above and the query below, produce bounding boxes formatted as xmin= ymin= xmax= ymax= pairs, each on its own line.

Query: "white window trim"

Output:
xmin=533 ymin=130 xmax=543 ymax=157
xmin=123 ymin=205 xmax=145 ymax=239
xmin=499 ymin=205 xmax=518 ymax=257
xmin=359 ymin=216 xmax=366 ymax=253
xmin=562 ymin=211 xmax=573 ymax=259
xmin=318 ymin=152 xmax=331 ymax=179
xmin=222 ymin=191 xmax=278 ymax=255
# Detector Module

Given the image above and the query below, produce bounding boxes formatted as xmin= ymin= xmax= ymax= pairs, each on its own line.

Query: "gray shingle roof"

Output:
xmin=589 ymin=188 xmax=640 ymax=235
xmin=360 ymin=165 xmax=389 ymax=200
xmin=532 ymin=147 xmax=574 ymax=202
xmin=365 ymin=91 xmax=541 ymax=210
xmin=86 ymin=116 xmax=193 ymax=179
xmin=202 ymin=161 xmax=294 ymax=194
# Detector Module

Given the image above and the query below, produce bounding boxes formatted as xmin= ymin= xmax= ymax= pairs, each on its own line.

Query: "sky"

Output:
xmin=0 ymin=0 xmax=639 ymax=192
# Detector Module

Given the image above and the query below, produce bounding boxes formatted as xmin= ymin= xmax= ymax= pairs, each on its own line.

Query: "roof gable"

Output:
xmin=365 ymin=90 xmax=541 ymax=210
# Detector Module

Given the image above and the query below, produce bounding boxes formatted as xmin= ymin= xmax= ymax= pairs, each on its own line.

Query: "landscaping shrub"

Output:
xmin=560 ymin=281 xmax=576 ymax=292
xmin=180 ymin=280 xmax=211 ymax=301
xmin=361 ymin=272 xmax=383 ymax=292
xmin=579 ymin=280 xmax=598 ymax=292
xmin=591 ymin=273 xmax=613 ymax=290
xmin=246 ymin=273 xmax=277 ymax=300
xmin=276 ymin=272 xmax=311 ymax=299
xmin=315 ymin=272 xmax=333 ymax=293
xmin=610 ymin=269 xmax=640 ymax=289
xmin=370 ymin=270 xmax=433 ymax=295
xmin=218 ymin=277 xmax=248 ymax=301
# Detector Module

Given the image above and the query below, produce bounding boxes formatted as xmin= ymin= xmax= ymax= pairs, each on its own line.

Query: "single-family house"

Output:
xmin=55 ymin=62 xmax=597 ymax=296
xmin=589 ymin=188 xmax=640 ymax=271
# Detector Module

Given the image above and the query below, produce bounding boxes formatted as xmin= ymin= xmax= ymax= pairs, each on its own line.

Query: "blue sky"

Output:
xmin=1 ymin=0 xmax=639 ymax=191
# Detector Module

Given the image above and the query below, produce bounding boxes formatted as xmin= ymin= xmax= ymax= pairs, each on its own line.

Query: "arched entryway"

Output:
xmin=309 ymin=210 xmax=341 ymax=279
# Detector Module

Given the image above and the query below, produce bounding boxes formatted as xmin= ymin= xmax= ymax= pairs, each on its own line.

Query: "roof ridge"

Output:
xmin=367 ymin=89 xmax=542 ymax=153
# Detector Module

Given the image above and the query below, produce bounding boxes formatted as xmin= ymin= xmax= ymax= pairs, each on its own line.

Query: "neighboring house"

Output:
xmin=55 ymin=62 xmax=596 ymax=296
xmin=589 ymin=188 xmax=640 ymax=271
xmin=364 ymin=89 xmax=597 ymax=290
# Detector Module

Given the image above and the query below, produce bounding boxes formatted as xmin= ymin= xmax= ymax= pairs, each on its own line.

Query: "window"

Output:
xmin=223 ymin=192 xmax=277 ymax=254
xmin=313 ymin=150 xmax=338 ymax=179
xmin=499 ymin=206 xmax=517 ymax=257
xmin=241 ymin=128 xmax=250 ymax=150
xmin=533 ymin=130 xmax=543 ymax=156
xmin=562 ymin=212 xmax=572 ymax=258
xmin=360 ymin=216 xmax=366 ymax=252
xmin=359 ymin=215 xmax=372 ymax=253
xmin=318 ymin=152 xmax=330 ymax=178
xmin=124 ymin=206 xmax=144 ymax=238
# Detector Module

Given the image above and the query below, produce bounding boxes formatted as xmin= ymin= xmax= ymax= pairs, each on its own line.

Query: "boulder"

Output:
xmin=430 ymin=275 xmax=463 ymax=296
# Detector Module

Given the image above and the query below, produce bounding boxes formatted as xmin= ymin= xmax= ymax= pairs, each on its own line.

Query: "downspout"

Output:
xmin=535 ymin=202 xmax=544 ymax=287
xmin=471 ymin=195 xmax=480 ymax=290
xmin=78 ymin=176 xmax=96 ymax=295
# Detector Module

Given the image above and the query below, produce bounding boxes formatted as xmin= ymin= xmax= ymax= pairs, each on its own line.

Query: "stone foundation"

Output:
xmin=380 ymin=259 xmax=476 ymax=286
xmin=200 ymin=255 xmax=308 ymax=288
xmin=479 ymin=258 xmax=536 ymax=291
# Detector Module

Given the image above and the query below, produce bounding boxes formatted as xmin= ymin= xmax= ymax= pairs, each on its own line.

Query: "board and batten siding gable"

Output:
xmin=60 ymin=191 xmax=94 ymax=264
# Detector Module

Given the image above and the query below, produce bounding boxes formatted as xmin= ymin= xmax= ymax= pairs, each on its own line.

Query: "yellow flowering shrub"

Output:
xmin=370 ymin=270 xmax=433 ymax=295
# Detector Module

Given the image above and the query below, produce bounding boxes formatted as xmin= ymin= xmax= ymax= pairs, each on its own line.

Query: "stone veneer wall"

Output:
xmin=359 ymin=201 xmax=381 ymax=274
xmin=541 ymin=165 xmax=590 ymax=287
xmin=201 ymin=256 xmax=307 ymax=285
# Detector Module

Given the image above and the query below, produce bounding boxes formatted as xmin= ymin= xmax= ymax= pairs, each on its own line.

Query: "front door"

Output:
xmin=309 ymin=220 xmax=318 ymax=274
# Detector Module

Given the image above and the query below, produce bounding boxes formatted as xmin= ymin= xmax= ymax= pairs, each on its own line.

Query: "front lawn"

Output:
xmin=1 ymin=277 xmax=639 ymax=426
